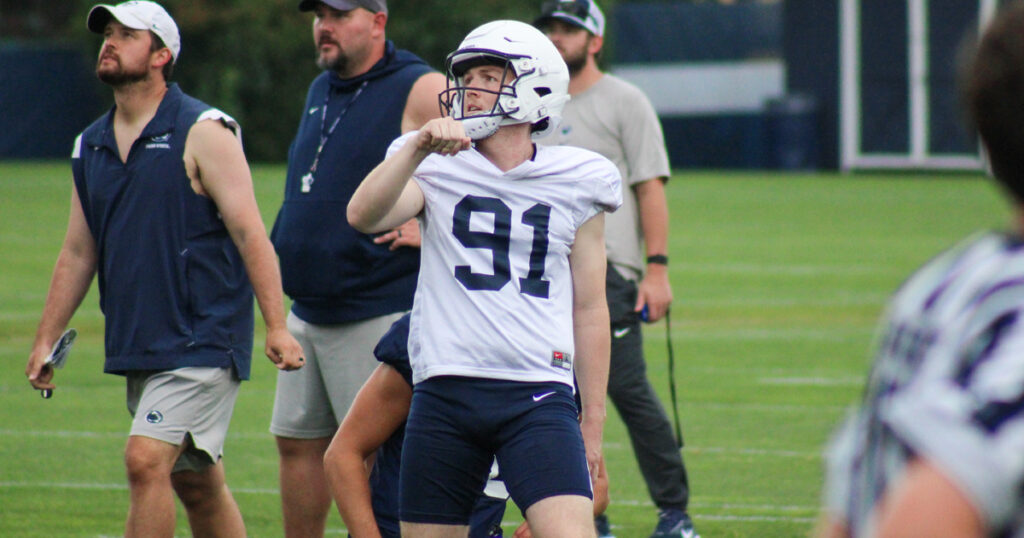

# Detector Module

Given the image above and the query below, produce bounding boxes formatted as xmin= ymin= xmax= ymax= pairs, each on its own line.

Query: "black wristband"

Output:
xmin=646 ymin=254 xmax=669 ymax=265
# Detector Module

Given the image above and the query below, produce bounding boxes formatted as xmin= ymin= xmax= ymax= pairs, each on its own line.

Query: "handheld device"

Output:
xmin=40 ymin=328 xmax=77 ymax=399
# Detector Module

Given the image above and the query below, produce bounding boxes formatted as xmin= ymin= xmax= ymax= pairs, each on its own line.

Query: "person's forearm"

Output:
xmin=327 ymin=447 xmax=382 ymax=538
xmin=232 ymin=231 xmax=288 ymax=331
xmin=634 ymin=178 xmax=669 ymax=259
xmin=348 ymin=140 xmax=426 ymax=234
xmin=574 ymin=302 xmax=610 ymax=427
xmin=33 ymin=246 xmax=96 ymax=348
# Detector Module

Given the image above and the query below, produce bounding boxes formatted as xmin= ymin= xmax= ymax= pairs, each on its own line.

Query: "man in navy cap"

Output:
xmin=268 ymin=1 xmax=446 ymax=536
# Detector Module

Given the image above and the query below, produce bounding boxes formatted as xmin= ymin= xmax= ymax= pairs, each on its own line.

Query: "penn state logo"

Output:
xmin=145 ymin=410 xmax=164 ymax=424
xmin=145 ymin=133 xmax=171 ymax=150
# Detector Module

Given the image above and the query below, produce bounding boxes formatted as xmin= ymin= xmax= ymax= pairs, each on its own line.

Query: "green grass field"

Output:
xmin=0 ymin=161 xmax=1007 ymax=537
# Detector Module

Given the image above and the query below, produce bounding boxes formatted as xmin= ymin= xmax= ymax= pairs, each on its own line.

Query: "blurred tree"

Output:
xmin=28 ymin=0 xmax=620 ymax=161
xmin=172 ymin=0 xmax=319 ymax=162
xmin=0 ymin=0 xmax=77 ymax=38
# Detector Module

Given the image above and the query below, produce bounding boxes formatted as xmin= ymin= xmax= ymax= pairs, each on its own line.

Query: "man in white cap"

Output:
xmin=25 ymin=2 xmax=304 ymax=536
xmin=535 ymin=1 xmax=700 ymax=537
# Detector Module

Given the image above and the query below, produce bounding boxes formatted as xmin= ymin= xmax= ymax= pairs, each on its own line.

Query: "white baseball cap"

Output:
xmin=87 ymin=1 xmax=181 ymax=63
xmin=535 ymin=0 xmax=605 ymax=38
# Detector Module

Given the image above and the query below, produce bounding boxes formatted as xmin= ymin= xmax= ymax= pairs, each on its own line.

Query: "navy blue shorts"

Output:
xmin=400 ymin=376 xmax=592 ymax=525
xmin=469 ymin=495 xmax=507 ymax=537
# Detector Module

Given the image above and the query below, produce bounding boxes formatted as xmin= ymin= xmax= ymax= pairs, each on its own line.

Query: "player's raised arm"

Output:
xmin=347 ymin=117 xmax=470 ymax=234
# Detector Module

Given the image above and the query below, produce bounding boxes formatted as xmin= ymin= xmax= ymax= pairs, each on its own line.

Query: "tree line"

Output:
xmin=55 ymin=0 xmax=618 ymax=161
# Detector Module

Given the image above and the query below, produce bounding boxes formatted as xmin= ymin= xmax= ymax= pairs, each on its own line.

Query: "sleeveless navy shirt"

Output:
xmin=72 ymin=84 xmax=254 ymax=379
xmin=272 ymin=42 xmax=433 ymax=324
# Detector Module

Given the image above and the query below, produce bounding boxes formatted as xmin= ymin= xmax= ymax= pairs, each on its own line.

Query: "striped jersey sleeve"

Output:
xmin=825 ymin=231 xmax=1024 ymax=536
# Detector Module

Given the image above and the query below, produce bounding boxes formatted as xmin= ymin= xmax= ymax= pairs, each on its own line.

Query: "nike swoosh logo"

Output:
xmin=614 ymin=327 xmax=631 ymax=338
xmin=532 ymin=391 xmax=556 ymax=402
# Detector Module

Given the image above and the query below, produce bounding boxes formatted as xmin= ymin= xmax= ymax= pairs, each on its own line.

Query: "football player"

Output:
xmin=819 ymin=3 xmax=1024 ymax=537
xmin=347 ymin=20 xmax=621 ymax=538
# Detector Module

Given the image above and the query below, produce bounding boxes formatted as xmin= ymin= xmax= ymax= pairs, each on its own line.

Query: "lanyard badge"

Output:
xmin=300 ymin=81 xmax=368 ymax=194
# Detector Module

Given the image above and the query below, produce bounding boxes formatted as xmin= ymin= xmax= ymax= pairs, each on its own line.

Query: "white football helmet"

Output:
xmin=440 ymin=20 xmax=570 ymax=140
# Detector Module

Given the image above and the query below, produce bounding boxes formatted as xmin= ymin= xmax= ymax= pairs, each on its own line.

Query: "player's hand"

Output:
xmin=593 ymin=456 xmax=610 ymax=515
xmin=580 ymin=415 xmax=604 ymax=484
xmin=373 ymin=218 xmax=420 ymax=250
xmin=635 ymin=263 xmax=673 ymax=322
xmin=513 ymin=520 xmax=533 ymax=538
xmin=25 ymin=342 xmax=56 ymax=393
xmin=415 ymin=117 xmax=472 ymax=157
xmin=265 ymin=327 xmax=305 ymax=371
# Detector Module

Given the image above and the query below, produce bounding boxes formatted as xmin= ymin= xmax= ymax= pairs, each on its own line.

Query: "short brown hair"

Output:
xmin=962 ymin=1 xmax=1024 ymax=201
xmin=149 ymin=31 xmax=174 ymax=81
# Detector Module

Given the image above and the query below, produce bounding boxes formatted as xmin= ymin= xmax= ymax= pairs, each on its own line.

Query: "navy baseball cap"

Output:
xmin=298 ymin=0 xmax=387 ymax=13
xmin=535 ymin=0 xmax=605 ymax=37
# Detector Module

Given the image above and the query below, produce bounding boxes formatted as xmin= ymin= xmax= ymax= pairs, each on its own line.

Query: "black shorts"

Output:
xmin=400 ymin=376 xmax=592 ymax=524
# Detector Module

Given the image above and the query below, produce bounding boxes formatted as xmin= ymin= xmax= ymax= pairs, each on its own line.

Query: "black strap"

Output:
xmin=664 ymin=309 xmax=684 ymax=448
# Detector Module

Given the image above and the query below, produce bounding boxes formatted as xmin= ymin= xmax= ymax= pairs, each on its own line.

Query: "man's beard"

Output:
xmin=562 ymin=48 xmax=587 ymax=76
xmin=96 ymin=58 xmax=149 ymax=87
xmin=316 ymin=41 xmax=349 ymax=73
xmin=317 ymin=53 xmax=348 ymax=73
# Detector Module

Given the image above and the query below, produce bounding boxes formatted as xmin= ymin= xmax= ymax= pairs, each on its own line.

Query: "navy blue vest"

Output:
xmin=72 ymin=84 xmax=254 ymax=379
xmin=272 ymin=42 xmax=432 ymax=324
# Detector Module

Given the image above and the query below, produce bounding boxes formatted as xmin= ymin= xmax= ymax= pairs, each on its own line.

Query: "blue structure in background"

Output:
xmin=783 ymin=1 xmax=839 ymax=170
xmin=0 ymin=3 xmax=981 ymax=170
xmin=610 ymin=2 xmax=813 ymax=170
xmin=2 ymin=4 xmax=798 ymax=167
xmin=613 ymin=2 xmax=781 ymax=63
xmin=0 ymin=44 xmax=104 ymax=159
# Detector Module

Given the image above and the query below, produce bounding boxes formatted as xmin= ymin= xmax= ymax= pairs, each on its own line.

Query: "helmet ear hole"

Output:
xmin=535 ymin=87 xmax=552 ymax=97
xmin=530 ymin=118 xmax=550 ymax=135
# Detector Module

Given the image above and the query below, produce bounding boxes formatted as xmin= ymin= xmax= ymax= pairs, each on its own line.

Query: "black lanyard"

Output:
xmin=300 ymin=80 xmax=369 ymax=194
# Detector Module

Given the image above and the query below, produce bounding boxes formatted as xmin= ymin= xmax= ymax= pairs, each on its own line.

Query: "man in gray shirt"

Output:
xmin=535 ymin=2 xmax=698 ymax=537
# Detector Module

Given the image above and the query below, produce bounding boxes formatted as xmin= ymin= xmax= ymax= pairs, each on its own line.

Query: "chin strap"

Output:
xmin=461 ymin=116 xmax=501 ymax=141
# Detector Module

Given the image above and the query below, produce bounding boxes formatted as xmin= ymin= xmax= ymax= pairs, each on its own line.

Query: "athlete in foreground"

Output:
xmin=347 ymin=20 xmax=621 ymax=538
xmin=819 ymin=3 xmax=1024 ymax=536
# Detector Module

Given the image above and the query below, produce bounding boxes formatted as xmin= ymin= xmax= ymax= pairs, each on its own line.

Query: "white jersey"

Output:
xmin=824 ymin=232 xmax=1024 ymax=537
xmin=385 ymin=132 xmax=622 ymax=386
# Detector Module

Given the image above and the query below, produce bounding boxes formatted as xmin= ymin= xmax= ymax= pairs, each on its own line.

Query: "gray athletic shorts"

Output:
xmin=270 ymin=311 xmax=405 ymax=439
xmin=126 ymin=366 xmax=240 ymax=473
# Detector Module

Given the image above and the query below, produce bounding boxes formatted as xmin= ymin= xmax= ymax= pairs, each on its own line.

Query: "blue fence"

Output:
xmin=610 ymin=2 xmax=813 ymax=170
xmin=0 ymin=44 xmax=105 ymax=160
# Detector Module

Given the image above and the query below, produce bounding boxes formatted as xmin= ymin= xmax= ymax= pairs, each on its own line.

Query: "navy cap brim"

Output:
xmin=299 ymin=0 xmax=361 ymax=11
xmin=534 ymin=13 xmax=590 ymax=33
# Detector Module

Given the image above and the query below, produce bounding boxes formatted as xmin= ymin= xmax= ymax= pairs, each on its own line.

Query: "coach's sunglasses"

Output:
xmin=540 ymin=0 xmax=593 ymax=22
